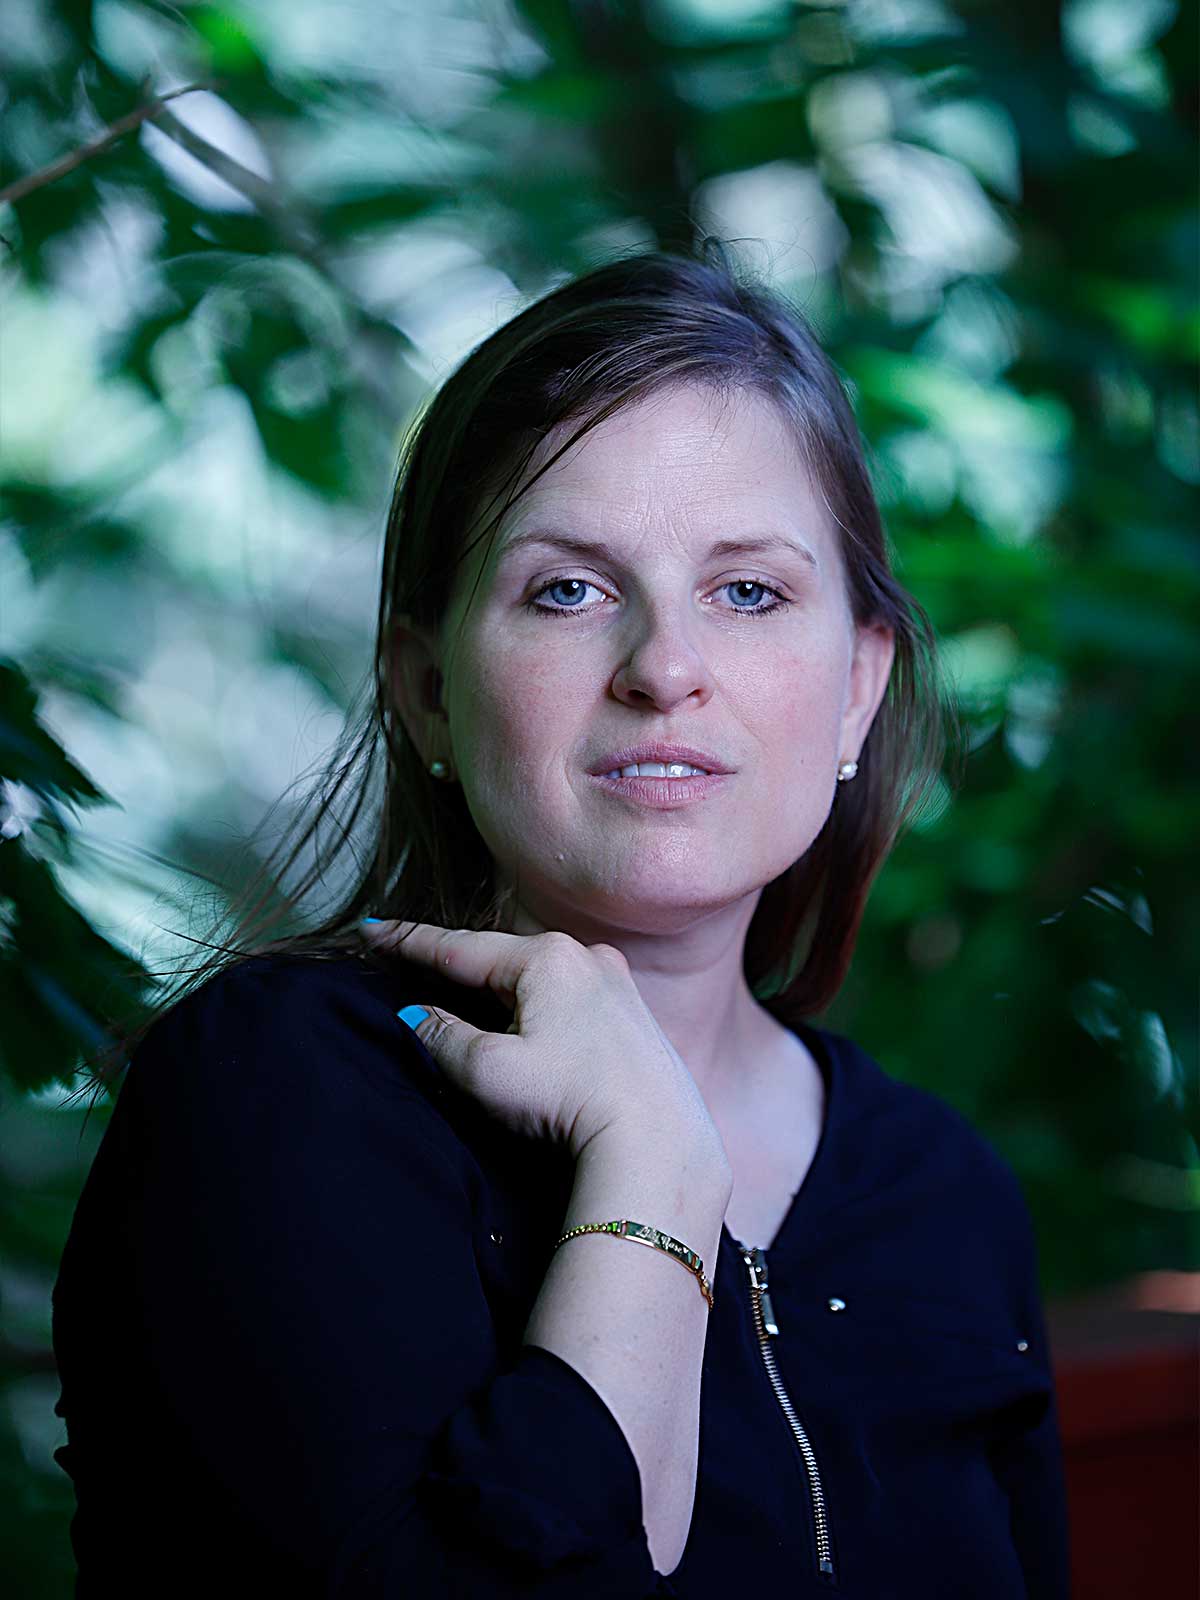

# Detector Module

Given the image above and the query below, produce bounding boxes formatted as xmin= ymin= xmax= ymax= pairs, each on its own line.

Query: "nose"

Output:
xmin=609 ymin=607 xmax=718 ymax=712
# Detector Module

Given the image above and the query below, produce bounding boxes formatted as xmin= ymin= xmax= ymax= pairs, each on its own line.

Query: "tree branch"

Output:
xmin=150 ymin=101 xmax=302 ymax=243
xmin=0 ymin=82 xmax=220 ymax=207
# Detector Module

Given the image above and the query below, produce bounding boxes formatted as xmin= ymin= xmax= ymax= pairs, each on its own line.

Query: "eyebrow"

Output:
xmin=495 ymin=529 xmax=820 ymax=571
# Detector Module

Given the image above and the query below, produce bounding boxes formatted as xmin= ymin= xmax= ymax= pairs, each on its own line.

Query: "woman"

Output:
xmin=52 ymin=247 xmax=1070 ymax=1596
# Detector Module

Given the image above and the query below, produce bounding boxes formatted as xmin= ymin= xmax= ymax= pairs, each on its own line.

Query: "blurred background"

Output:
xmin=1 ymin=0 xmax=1197 ymax=1593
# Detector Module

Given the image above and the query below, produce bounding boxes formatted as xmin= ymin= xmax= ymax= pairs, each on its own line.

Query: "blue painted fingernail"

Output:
xmin=361 ymin=916 xmax=382 ymax=924
xmin=397 ymin=1005 xmax=429 ymax=1030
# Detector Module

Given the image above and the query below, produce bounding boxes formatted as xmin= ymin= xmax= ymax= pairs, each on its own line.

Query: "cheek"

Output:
xmin=742 ymin=637 xmax=847 ymax=739
xmin=451 ymin=643 xmax=566 ymax=786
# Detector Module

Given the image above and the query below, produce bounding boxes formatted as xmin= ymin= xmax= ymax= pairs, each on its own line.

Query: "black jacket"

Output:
xmin=52 ymin=952 xmax=1070 ymax=1597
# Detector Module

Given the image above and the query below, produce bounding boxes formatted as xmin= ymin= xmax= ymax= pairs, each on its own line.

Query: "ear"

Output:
xmin=389 ymin=616 xmax=450 ymax=767
xmin=838 ymin=621 xmax=896 ymax=765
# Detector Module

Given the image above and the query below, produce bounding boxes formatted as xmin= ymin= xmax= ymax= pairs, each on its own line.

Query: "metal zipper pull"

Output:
xmin=746 ymin=1246 xmax=780 ymax=1335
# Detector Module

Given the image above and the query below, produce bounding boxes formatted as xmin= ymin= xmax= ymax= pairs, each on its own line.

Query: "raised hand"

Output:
xmin=358 ymin=921 xmax=725 ymax=1163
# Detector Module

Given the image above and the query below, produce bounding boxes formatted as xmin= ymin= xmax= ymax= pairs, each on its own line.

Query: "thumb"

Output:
xmin=396 ymin=1002 xmax=482 ymax=1076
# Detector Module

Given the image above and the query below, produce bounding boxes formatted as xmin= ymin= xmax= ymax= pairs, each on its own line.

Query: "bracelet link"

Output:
xmin=554 ymin=1218 xmax=715 ymax=1310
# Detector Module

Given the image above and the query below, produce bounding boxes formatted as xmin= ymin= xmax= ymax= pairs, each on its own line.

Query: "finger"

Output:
xmin=360 ymin=920 xmax=543 ymax=1008
xmin=357 ymin=917 xmax=420 ymax=948
xmin=359 ymin=918 xmax=449 ymax=953
xmin=397 ymin=1003 xmax=487 ymax=1081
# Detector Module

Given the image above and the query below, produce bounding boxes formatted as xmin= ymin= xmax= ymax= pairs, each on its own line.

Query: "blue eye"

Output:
xmin=723 ymin=580 xmax=790 ymax=618
xmin=526 ymin=577 xmax=792 ymax=620
xmin=529 ymin=578 xmax=592 ymax=613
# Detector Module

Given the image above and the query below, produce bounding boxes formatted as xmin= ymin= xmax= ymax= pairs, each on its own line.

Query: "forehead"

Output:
xmin=522 ymin=382 xmax=813 ymax=503
xmin=490 ymin=382 xmax=832 ymax=549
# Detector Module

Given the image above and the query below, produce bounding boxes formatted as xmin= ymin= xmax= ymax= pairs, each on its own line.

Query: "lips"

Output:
xmin=587 ymin=744 xmax=734 ymax=776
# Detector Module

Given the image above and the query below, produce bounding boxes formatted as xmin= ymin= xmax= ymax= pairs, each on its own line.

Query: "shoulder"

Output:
xmin=87 ymin=953 xmax=493 ymax=1295
xmin=815 ymin=1024 xmax=1038 ymax=1284
xmin=821 ymin=1024 xmax=1024 ymax=1187
xmin=125 ymin=950 xmax=448 ymax=1131
xmin=151 ymin=948 xmax=405 ymax=1031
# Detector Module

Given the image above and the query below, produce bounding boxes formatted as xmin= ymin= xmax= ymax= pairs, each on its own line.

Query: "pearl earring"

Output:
xmin=837 ymin=760 xmax=858 ymax=783
xmin=429 ymin=759 xmax=451 ymax=780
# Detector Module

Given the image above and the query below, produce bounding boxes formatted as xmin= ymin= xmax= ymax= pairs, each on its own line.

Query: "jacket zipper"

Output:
xmin=738 ymin=1240 xmax=836 ymax=1580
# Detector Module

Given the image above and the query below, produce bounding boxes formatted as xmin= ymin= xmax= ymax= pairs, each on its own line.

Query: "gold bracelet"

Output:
xmin=554 ymin=1219 xmax=714 ymax=1310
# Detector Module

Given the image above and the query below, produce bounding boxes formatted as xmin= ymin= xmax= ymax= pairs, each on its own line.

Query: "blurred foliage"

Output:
xmin=0 ymin=0 xmax=1197 ymax=1589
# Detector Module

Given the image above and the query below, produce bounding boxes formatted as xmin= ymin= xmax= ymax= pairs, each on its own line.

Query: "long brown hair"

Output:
xmin=75 ymin=241 xmax=956 ymax=1104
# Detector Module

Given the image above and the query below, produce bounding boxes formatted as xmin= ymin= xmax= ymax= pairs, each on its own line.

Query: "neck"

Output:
xmin=500 ymin=888 xmax=787 ymax=1114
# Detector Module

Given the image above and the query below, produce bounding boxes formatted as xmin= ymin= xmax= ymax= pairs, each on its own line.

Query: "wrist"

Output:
xmin=577 ymin=1111 xmax=733 ymax=1199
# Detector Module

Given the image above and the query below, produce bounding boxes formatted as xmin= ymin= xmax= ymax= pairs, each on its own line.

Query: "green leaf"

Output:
xmin=0 ymin=661 xmax=108 ymax=806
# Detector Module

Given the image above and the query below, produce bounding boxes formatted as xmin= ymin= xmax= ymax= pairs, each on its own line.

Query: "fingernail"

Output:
xmin=360 ymin=916 xmax=382 ymax=924
xmin=397 ymin=1005 xmax=429 ymax=1030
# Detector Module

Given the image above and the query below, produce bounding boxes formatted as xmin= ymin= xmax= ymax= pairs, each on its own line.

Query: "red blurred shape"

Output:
xmin=1047 ymin=1276 xmax=1199 ymax=1600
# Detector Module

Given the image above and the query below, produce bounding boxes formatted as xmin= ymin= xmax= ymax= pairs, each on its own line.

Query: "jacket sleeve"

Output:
xmin=989 ymin=1173 xmax=1072 ymax=1600
xmin=124 ymin=960 xmax=663 ymax=1597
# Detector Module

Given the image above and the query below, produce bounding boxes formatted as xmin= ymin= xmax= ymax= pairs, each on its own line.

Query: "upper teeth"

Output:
xmin=602 ymin=762 xmax=711 ymax=779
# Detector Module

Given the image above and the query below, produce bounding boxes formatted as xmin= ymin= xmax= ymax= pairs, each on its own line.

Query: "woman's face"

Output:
xmin=402 ymin=381 xmax=895 ymax=938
